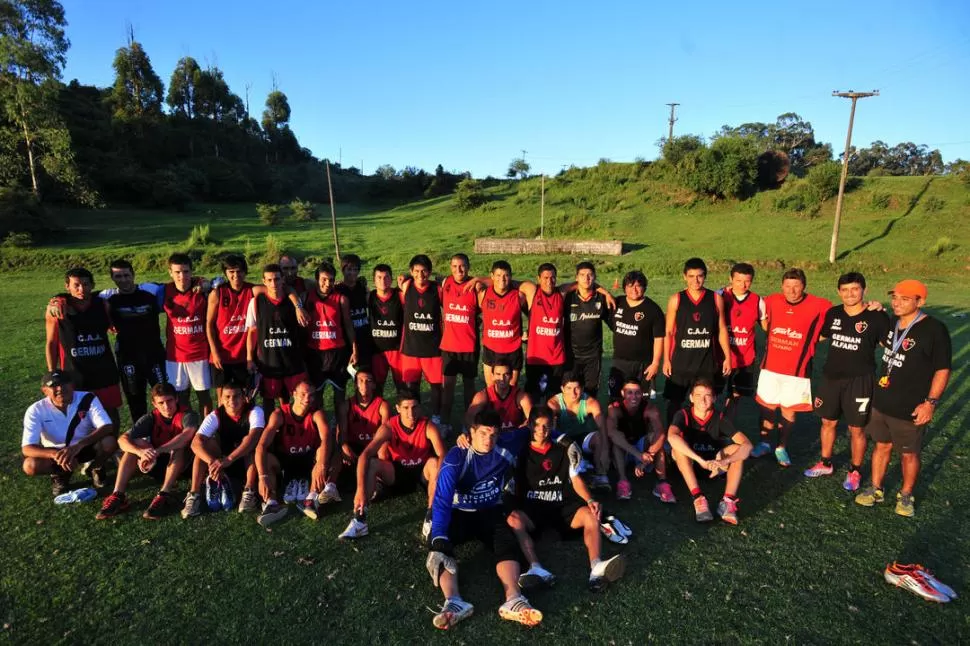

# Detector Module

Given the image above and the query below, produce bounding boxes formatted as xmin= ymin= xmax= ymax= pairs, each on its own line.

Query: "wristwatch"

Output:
xmin=925 ymin=397 xmax=940 ymax=406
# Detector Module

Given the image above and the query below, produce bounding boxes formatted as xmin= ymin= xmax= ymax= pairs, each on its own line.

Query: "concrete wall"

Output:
xmin=473 ymin=238 xmax=623 ymax=256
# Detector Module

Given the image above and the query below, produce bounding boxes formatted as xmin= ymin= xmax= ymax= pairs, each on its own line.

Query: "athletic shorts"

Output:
xmin=814 ymin=373 xmax=874 ymax=427
xmin=442 ymin=350 xmax=479 ymax=379
xmin=568 ymin=354 xmax=602 ymax=397
xmin=144 ymin=452 xmax=173 ymax=482
xmin=213 ymin=362 xmax=250 ymax=389
xmin=371 ymin=349 xmax=403 ymax=387
xmin=608 ymin=358 xmax=648 ymax=399
xmin=278 ymin=454 xmax=316 ymax=480
xmin=520 ymin=501 xmax=583 ymax=538
xmin=663 ymin=372 xmax=714 ymax=407
xmin=261 ymin=371 xmax=310 ymax=401
xmin=400 ymin=354 xmax=443 ymax=385
xmin=866 ymin=407 xmax=923 ymax=454
xmin=625 ymin=435 xmax=661 ymax=465
xmin=755 ymin=368 xmax=813 ymax=412
xmin=525 ymin=363 xmax=564 ymax=398
xmin=307 ymin=348 xmax=350 ymax=392
xmin=481 ymin=346 xmax=522 ymax=372
xmin=92 ymin=384 xmax=123 ymax=410
xmin=726 ymin=365 xmax=757 ymax=397
xmin=166 ymin=360 xmax=212 ymax=392
xmin=447 ymin=507 xmax=520 ymax=564
xmin=390 ymin=462 xmax=427 ymax=492
xmin=51 ymin=444 xmax=97 ymax=474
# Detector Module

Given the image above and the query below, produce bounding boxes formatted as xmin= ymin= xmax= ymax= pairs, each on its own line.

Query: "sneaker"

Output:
xmin=421 ymin=508 xmax=433 ymax=541
xmin=599 ymin=519 xmax=630 ymax=545
xmin=283 ymin=479 xmax=299 ymax=504
xmin=432 ymin=598 xmax=474 ymax=630
xmin=606 ymin=515 xmax=633 ymax=537
xmin=653 ymin=481 xmax=676 ymax=504
xmin=855 ymin=486 xmax=885 ymax=507
xmin=616 ymin=480 xmax=632 ymax=500
xmin=750 ymin=441 xmax=772 ymax=458
xmin=498 ymin=595 xmax=543 ymax=626
xmin=51 ymin=471 xmax=71 ymax=497
xmin=591 ymin=474 xmax=612 ymax=492
xmin=895 ymin=492 xmax=916 ymax=518
xmin=884 ymin=563 xmax=949 ymax=602
xmin=843 ymin=469 xmax=862 ymax=492
xmin=803 ymin=461 xmax=834 ymax=478
xmin=54 ymin=487 xmax=98 ymax=504
xmin=318 ymin=481 xmax=342 ymax=504
xmin=518 ymin=564 xmax=556 ymax=589
xmin=301 ymin=493 xmax=319 ymax=520
xmin=257 ymin=501 xmax=289 ymax=527
xmin=339 ymin=517 xmax=369 ymax=539
xmin=81 ymin=461 xmax=107 ymax=488
xmin=205 ymin=477 xmax=222 ymax=511
xmin=717 ymin=497 xmax=740 ymax=525
xmin=589 ymin=554 xmax=626 ymax=592
xmin=220 ymin=477 xmax=236 ymax=511
xmin=143 ymin=491 xmax=173 ymax=520
xmin=889 ymin=563 xmax=958 ymax=600
xmin=238 ymin=488 xmax=259 ymax=513
xmin=95 ymin=492 xmax=130 ymax=520
xmin=296 ymin=479 xmax=310 ymax=502
xmin=180 ymin=492 xmax=202 ymax=519
xmin=774 ymin=446 xmax=791 ymax=468
xmin=693 ymin=495 xmax=713 ymax=522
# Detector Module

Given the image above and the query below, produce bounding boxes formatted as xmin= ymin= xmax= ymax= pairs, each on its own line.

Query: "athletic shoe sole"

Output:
xmin=433 ymin=606 xmax=474 ymax=630
xmin=95 ymin=500 xmax=130 ymax=520
xmin=301 ymin=504 xmax=319 ymax=521
xmin=257 ymin=506 xmax=289 ymax=527
xmin=518 ymin=573 xmax=556 ymax=590
xmin=498 ymin=605 xmax=543 ymax=627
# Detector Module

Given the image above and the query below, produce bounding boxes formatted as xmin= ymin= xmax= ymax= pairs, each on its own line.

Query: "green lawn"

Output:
xmin=0 ymin=178 xmax=967 ymax=644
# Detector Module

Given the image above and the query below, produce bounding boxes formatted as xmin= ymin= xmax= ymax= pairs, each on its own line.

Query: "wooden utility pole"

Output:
xmin=540 ymin=174 xmax=545 ymax=239
xmin=325 ymin=160 xmax=341 ymax=265
xmin=666 ymin=103 xmax=679 ymax=142
xmin=829 ymin=90 xmax=879 ymax=263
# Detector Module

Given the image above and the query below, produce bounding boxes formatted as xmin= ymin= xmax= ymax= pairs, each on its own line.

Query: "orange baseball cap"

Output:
xmin=889 ymin=279 xmax=928 ymax=300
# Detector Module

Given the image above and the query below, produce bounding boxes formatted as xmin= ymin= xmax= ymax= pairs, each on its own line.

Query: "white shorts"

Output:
xmin=755 ymin=368 xmax=813 ymax=412
xmin=166 ymin=360 xmax=212 ymax=392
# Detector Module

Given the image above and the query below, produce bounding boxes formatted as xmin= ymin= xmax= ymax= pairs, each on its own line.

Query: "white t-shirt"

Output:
xmin=22 ymin=392 xmax=112 ymax=448
xmin=197 ymin=406 xmax=266 ymax=438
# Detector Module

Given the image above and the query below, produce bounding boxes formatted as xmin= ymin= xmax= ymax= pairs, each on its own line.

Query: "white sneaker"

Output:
xmin=318 ymin=481 xmax=342 ymax=504
xmin=518 ymin=564 xmax=556 ymax=589
xmin=433 ymin=597 xmax=474 ymax=629
xmin=421 ymin=508 xmax=433 ymax=541
xmin=589 ymin=554 xmax=626 ymax=592
xmin=283 ymin=479 xmax=299 ymax=504
xmin=297 ymin=479 xmax=310 ymax=502
xmin=339 ymin=517 xmax=369 ymax=539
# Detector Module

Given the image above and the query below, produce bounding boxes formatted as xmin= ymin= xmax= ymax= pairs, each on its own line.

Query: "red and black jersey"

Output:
xmin=56 ymin=295 xmax=119 ymax=390
xmin=386 ymin=415 xmax=433 ymax=467
xmin=163 ymin=283 xmax=209 ymax=362
xmin=722 ymin=288 xmax=762 ymax=369
xmin=485 ymin=385 xmax=526 ymax=429
xmin=305 ymin=289 xmax=347 ymax=351
xmin=400 ymin=283 xmax=442 ymax=358
xmin=670 ymin=289 xmax=718 ymax=377
xmin=671 ymin=407 xmax=736 ymax=456
xmin=440 ymin=276 xmax=478 ymax=353
xmin=368 ymin=290 xmax=404 ymax=352
xmin=274 ymin=403 xmax=320 ymax=457
xmin=481 ymin=287 xmax=522 ymax=353
xmin=214 ymin=283 xmax=254 ymax=363
xmin=150 ymin=407 xmax=192 ymax=447
xmin=345 ymin=395 xmax=385 ymax=451
xmin=526 ymin=289 xmax=565 ymax=366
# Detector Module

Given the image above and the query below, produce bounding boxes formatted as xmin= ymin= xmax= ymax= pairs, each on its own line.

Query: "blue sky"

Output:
xmin=63 ymin=1 xmax=970 ymax=177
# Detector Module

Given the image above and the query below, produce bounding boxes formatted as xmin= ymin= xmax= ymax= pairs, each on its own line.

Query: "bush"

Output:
xmin=257 ymin=203 xmax=283 ymax=226
xmin=289 ymin=198 xmax=317 ymax=222
xmin=0 ymin=186 xmax=60 ymax=242
xmin=922 ymin=196 xmax=945 ymax=212
xmin=185 ymin=224 xmax=215 ymax=248
xmin=774 ymin=191 xmax=809 ymax=212
xmin=262 ymin=234 xmax=283 ymax=267
xmin=454 ymin=178 xmax=487 ymax=211
xmin=869 ymin=192 xmax=892 ymax=209
xmin=928 ymin=236 xmax=957 ymax=256
xmin=805 ymin=161 xmax=843 ymax=202
xmin=674 ymin=135 xmax=759 ymax=199
xmin=2 ymin=231 xmax=33 ymax=247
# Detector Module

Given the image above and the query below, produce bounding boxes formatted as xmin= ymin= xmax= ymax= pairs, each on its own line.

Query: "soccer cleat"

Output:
xmin=855 ymin=486 xmax=885 ymax=507
xmin=774 ymin=447 xmax=791 ymax=468
xmin=95 ymin=492 xmax=130 ymax=520
xmin=143 ymin=491 xmax=173 ymax=520
xmin=318 ymin=481 xmax=342 ymax=504
xmin=518 ymin=564 xmax=556 ymax=590
xmin=220 ymin=477 xmax=236 ymax=511
xmin=339 ymin=517 xmax=369 ymax=540
xmin=257 ymin=501 xmax=289 ymax=527
xmin=889 ymin=563 xmax=958 ymax=600
xmin=51 ymin=471 xmax=71 ymax=497
xmin=589 ymin=554 xmax=626 ymax=592
xmin=693 ymin=495 xmax=714 ymax=522
xmin=180 ymin=492 xmax=203 ymax=519
xmin=717 ymin=497 xmax=740 ymax=525
xmin=750 ymin=441 xmax=772 ymax=458
xmin=606 ymin=515 xmax=633 ymax=537
xmin=616 ymin=479 xmax=632 ymax=500
xmin=803 ymin=461 xmax=834 ymax=478
xmin=205 ymin=477 xmax=222 ymax=511
xmin=283 ymin=479 xmax=299 ymax=504
xmin=884 ymin=564 xmax=949 ymax=602
xmin=238 ymin=488 xmax=259 ymax=513
xmin=54 ymin=487 xmax=98 ymax=504
xmin=498 ymin=595 xmax=543 ymax=627
xmin=301 ymin=493 xmax=319 ymax=520
xmin=843 ymin=469 xmax=862 ymax=492
xmin=895 ymin=492 xmax=916 ymax=518
xmin=432 ymin=598 xmax=474 ymax=630
xmin=590 ymin=474 xmax=612 ymax=492
xmin=653 ymin=481 xmax=677 ymax=504
xmin=421 ymin=508 xmax=433 ymax=541
xmin=599 ymin=519 xmax=630 ymax=545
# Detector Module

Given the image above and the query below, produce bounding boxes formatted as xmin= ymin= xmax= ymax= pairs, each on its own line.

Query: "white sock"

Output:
xmin=590 ymin=558 xmax=602 ymax=570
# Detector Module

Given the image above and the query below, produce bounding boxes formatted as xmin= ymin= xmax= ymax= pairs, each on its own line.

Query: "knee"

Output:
xmin=507 ymin=511 xmax=525 ymax=531
xmin=22 ymin=458 xmax=40 ymax=476
xmin=100 ymin=436 xmax=119 ymax=454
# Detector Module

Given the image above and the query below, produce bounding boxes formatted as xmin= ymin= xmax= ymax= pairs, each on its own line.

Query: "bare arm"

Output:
xmin=356 ymin=424 xmax=392 ymax=494
xmin=662 ymin=293 xmax=679 ymax=377
xmin=206 ymin=290 xmax=223 ymax=370
xmin=667 ymin=425 xmax=709 ymax=467
xmin=44 ymin=313 xmax=59 ymax=371
xmin=426 ymin=423 xmax=447 ymax=459
xmin=913 ymin=368 xmax=951 ymax=425
xmin=313 ymin=410 xmax=333 ymax=476
xmin=464 ymin=390 xmax=488 ymax=428
xmin=715 ymin=292 xmax=731 ymax=375
xmin=256 ymin=410 xmax=282 ymax=480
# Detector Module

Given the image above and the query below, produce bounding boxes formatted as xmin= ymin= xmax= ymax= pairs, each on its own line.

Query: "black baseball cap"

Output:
xmin=41 ymin=370 xmax=72 ymax=388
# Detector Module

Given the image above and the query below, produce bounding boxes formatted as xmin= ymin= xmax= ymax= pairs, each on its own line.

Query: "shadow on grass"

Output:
xmin=836 ymin=177 xmax=934 ymax=260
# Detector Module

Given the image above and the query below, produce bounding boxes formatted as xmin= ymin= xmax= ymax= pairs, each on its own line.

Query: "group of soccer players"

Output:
xmin=22 ymin=250 xmax=952 ymax=629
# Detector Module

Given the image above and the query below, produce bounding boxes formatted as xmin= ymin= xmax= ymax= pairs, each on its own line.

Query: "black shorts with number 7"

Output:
xmin=813 ymin=373 xmax=874 ymax=428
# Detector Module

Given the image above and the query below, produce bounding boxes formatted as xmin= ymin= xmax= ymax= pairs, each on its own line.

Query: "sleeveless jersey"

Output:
xmin=526 ymin=289 xmax=565 ymax=366
xmin=56 ymin=295 xmax=118 ymax=389
xmin=254 ymin=294 xmax=304 ymax=377
xmin=670 ymin=289 xmax=718 ymax=377
xmin=481 ymin=287 xmax=522 ymax=353
xmin=216 ymin=403 xmax=257 ymax=447
xmin=106 ymin=289 xmax=163 ymax=358
xmin=215 ymin=283 xmax=254 ymax=363
xmin=163 ymin=283 xmax=208 ymax=362
xmin=305 ymin=289 xmax=347 ymax=351
xmin=386 ymin=416 xmax=433 ymax=467
xmin=275 ymin=403 xmax=320 ymax=457
xmin=485 ymin=385 xmax=525 ymax=429
xmin=671 ymin=407 xmax=735 ymax=455
xmin=722 ymin=288 xmax=762 ymax=369
xmin=610 ymin=399 xmax=648 ymax=444
xmin=346 ymin=395 xmax=386 ymax=450
xmin=335 ymin=281 xmax=371 ymax=351
xmin=762 ymin=293 xmax=832 ymax=378
xmin=401 ymin=283 xmax=441 ymax=358
xmin=554 ymin=393 xmax=591 ymax=440
xmin=440 ymin=276 xmax=478 ymax=353
xmin=150 ymin=407 xmax=190 ymax=447
xmin=368 ymin=290 xmax=404 ymax=352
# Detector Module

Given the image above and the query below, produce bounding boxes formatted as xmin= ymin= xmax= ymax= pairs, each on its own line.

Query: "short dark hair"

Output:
xmin=491 ymin=260 xmax=512 ymax=275
xmin=527 ymin=407 xmax=552 ymax=428
xmin=65 ymin=267 xmax=94 ymax=284
xmin=109 ymin=259 xmax=133 ymax=274
xmin=837 ymin=272 xmax=866 ymax=290
xmin=341 ymin=254 xmax=362 ymax=271
xmin=623 ymin=270 xmax=647 ymax=290
xmin=396 ymin=387 xmax=420 ymax=403
xmin=621 ymin=378 xmax=643 ymax=390
xmin=730 ymin=262 xmax=755 ymax=279
xmin=490 ymin=360 xmax=513 ymax=374
xmin=561 ymin=371 xmax=582 ymax=388
xmin=279 ymin=254 xmax=299 ymax=265
xmin=222 ymin=254 xmax=248 ymax=274
xmin=263 ymin=263 xmax=282 ymax=276
xmin=575 ymin=261 xmax=596 ymax=275
xmin=683 ymin=257 xmax=707 ymax=275
xmin=473 ymin=409 xmax=502 ymax=430
xmin=221 ymin=382 xmax=246 ymax=395
xmin=355 ymin=365 xmax=375 ymax=379
xmin=782 ymin=268 xmax=807 ymax=286
xmin=373 ymin=263 xmax=392 ymax=276
xmin=537 ymin=262 xmax=557 ymax=276
xmin=409 ymin=254 xmax=432 ymax=272
xmin=691 ymin=377 xmax=716 ymax=393
xmin=168 ymin=253 xmax=192 ymax=268
xmin=451 ymin=253 xmax=470 ymax=267
xmin=151 ymin=383 xmax=178 ymax=399
xmin=315 ymin=261 xmax=337 ymax=280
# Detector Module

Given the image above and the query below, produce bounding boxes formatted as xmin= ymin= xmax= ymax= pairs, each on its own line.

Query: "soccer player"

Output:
xmin=426 ymin=410 xmax=541 ymax=629
xmin=519 ymin=263 xmax=566 ymax=403
xmin=96 ymin=383 xmax=199 ymax=520
xmin=855 ymin=280 xmax=951 ymax=518
xmin=805 ymin=272 xmax=890 ymax=490
xmin=182 ymin=383 xmax=265 ymax=518
xmin=607 ymin=270 xmax=665 ymax=400
xmin=162 ymin=253 xmax=214 ymax=416
xmin=44 ymin=267 xmax=122 ymax=431
xmin=509 ymin=408 xmax=626 ymax=592
xmin=546 ymin=372 xmax=611 ymax=491
xmin=464 ymin=361 xmax=533 ymax=431
xmin=563 ymin=261 xmax=610 ymax=397
xmin=479 ymin=260 xmax=525 ymax=387
xmin=304 ymin=261 xmax=357 ymax=398
xmin=338 ymin=389 xmax=446 ymax=539
xmin=440 ymin=253 xmax=480 ymax=434
xmin=255 ymin=381 xmax=333 ymax=526
xmin=663 ymin=258 xmax=731 ymax=424
xmin=718 ymin=263 xmax=766 ymax=420
xmin=279 ymin=254 xmax=308 ymax=298
xmin=608 ymin=379 xmax=672 ymax=502
xmin=367 ymin=264 xmax=405 ymax=391
xmin=207 ymin=255 xmax=254 ymax=399
xmin=334 ymin=253 xmax=372 ymax=368
xmin=667 ymin=378 xmax=752 ymax=524
xmin=22 ymin=371 xmax=117 ymax=496
xmin=399 ymin=254 xmax=444 ymax=420
xmin=753 ymin=268 xmax=833 ymax=467
xmin=338 ymin=368 xmax=392 ymax=473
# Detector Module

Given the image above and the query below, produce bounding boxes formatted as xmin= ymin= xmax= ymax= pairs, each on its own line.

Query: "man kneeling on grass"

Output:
xmin=97 ymin=383 xmax=199 ymax=520
xmin=668 ymin=378 xmax=752 ymax=525
xmin=509 ymin=408 xmax=626 ymax=593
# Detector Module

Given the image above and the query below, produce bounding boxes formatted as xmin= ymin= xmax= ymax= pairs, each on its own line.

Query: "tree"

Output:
xmin=507 ymin=157 xmax=530 ymax=180
xmin=166 ymin=56 xmax=201 ymax=119
xmin=375 ymin=164 xmax=396 ymax=180
xmin=261 ymin=89 xmax=290 ymax=131
xmin=110 ymin=30 xmax=163 ymax=119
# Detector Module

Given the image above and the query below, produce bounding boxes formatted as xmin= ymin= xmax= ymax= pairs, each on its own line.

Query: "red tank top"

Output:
xmin=215 ymin=283 xmax=254 ymax=363
xmin=526 ymin=289 xmax=565 ymax=365
xmin=151 ymin=407 xmax=188 ymax=447
xmin=486 ymin=385 xmax=525 ymax=429
xmin=346 ymin=395 xmax=385 ymax=450
xmin=163 ymin=283 xmax=209 ymax=361
xmin=762 ymin=293 xmax=832 ymax=377
xmin=481 ymin=286 xmax=522 ymax=353
xmin=722 ymin=288 xmax=762 ymax=369
xmin=440 ymin=276 xmax=478 ymax=353
xmin=386 ymin=416 xmax=432 ymax=466
xmin=306 ymin=289 xmax=346 ymax=351
xmin=275 ymin=403 xmax=320 ymax=456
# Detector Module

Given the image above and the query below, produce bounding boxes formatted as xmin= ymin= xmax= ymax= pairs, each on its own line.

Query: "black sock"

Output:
xmin=821 ymin=458 xmax=832 ymax=467
xmin=848 ymin=464 xmax=860 ymax=473
xmin=355 ymin=507 xmax=368 ymax=522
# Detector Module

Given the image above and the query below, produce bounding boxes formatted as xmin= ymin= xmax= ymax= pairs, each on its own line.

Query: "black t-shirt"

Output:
xmin=874 ymin=315 xmax=951 ymax=420
xmin=820 ymin=307 xmax=891 ymax=378
xmin=106 ymin=289 xmax=164 ymax=357
xmin=610 ymin=296 xmax=665 ymax=363
xmin=671 ymin=407 xmax=736 ymax=455
xmin=515 ymin=442 xmax=580 ymax=507
xmin=565 ymin=291 xmax=608 ymax=358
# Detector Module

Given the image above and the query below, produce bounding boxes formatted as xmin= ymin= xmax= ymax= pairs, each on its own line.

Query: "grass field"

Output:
xmin=0 ymin=174 xmax=968 ymax=644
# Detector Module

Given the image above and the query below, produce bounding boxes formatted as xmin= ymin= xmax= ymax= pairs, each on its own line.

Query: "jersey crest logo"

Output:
xmin=542 ymin=458 xmax=553 ymax=472
xmin=902 ymin=338 xmax=916 ymax=352
xmin=814 ymin=397 xmax=822 ymax=408
xmin=222 ymin=296 xmax=231 ymax=307
xmin=634 ymin=312 xmax=644 ymax=322
xmin=595 ymin=302 xmax=601 ymax=310
xmin=854 ymin=321 xmax=868 ymax=334
xmin=487 ymin=300 xmax=496 ymax=310
xmin=692 ymin=312 xmax=701 ymax=322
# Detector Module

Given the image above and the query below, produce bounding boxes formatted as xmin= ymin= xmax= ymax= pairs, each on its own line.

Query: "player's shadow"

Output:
xmin=836 ymin=177 xmax=933 ymax=260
